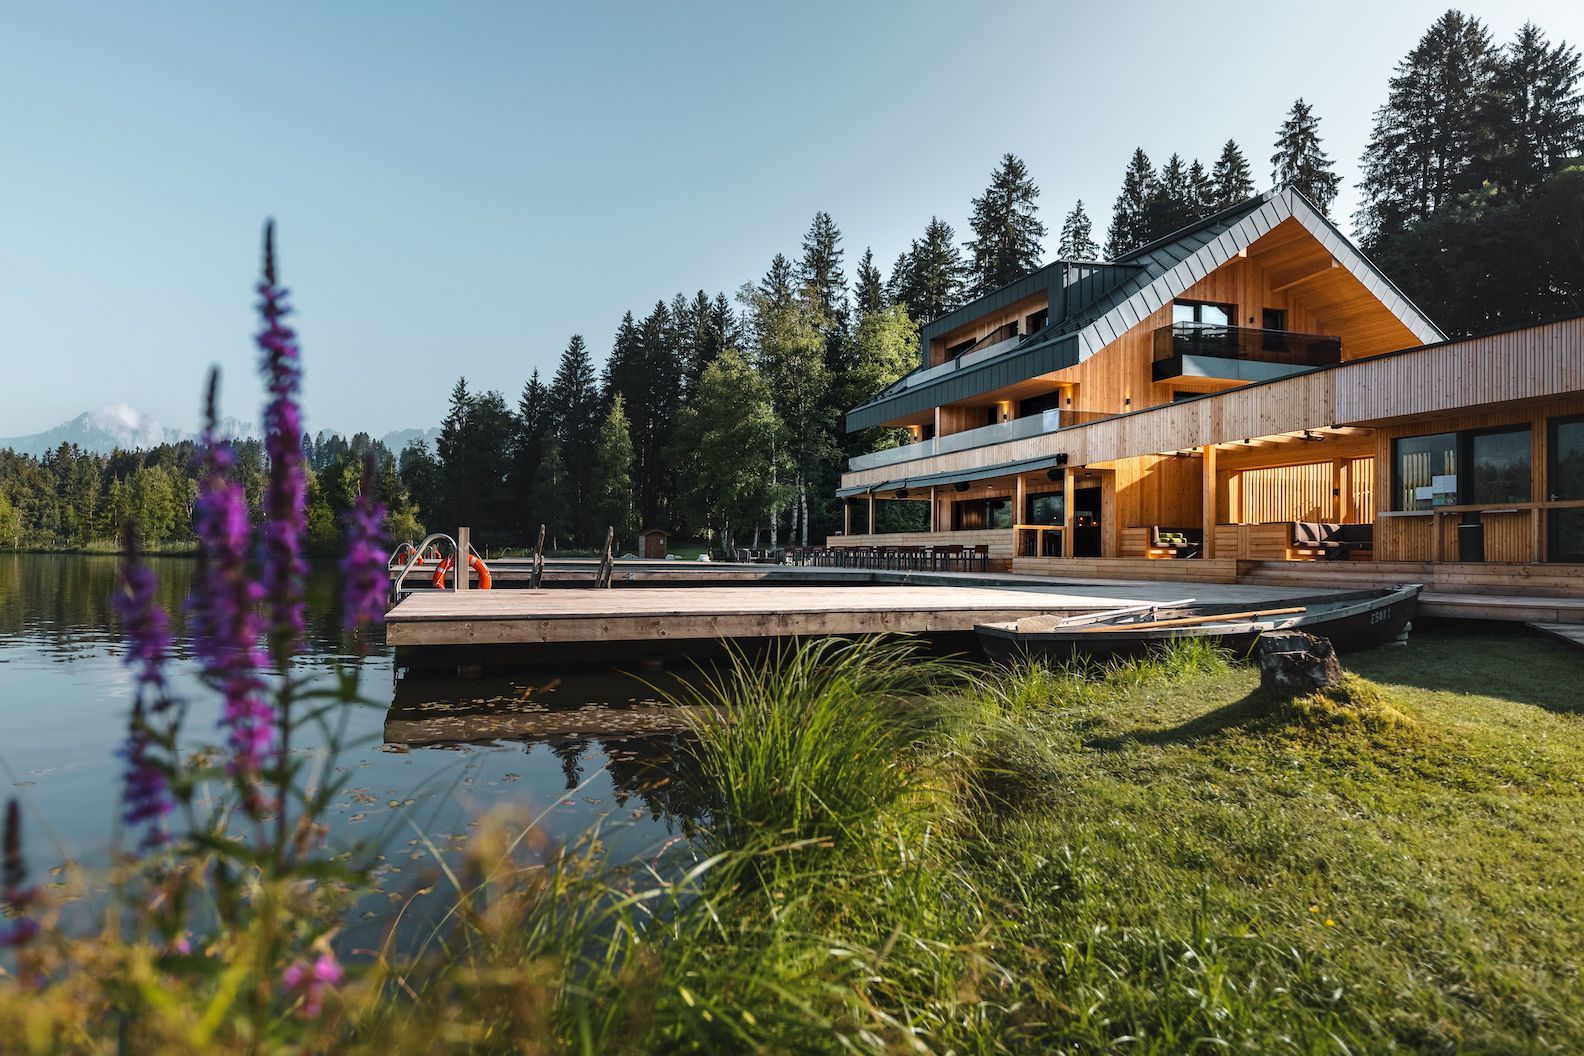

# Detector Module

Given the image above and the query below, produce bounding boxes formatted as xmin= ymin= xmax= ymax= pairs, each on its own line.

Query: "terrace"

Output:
xmin=1152 ymin=321 xmax=1342 ymax=382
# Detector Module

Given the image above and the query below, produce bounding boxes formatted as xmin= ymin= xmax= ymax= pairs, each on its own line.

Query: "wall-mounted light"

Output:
xmin=1046 ymin=467 xmax=1062 ymax=481
xmin=1055 ymin=453 xmax=1069 ymax=465
xmin=1301 ymin=430 xmax=1323 ymax=442
xmin=953 ymin=481 xmax=970 ymax=493
xmin=895 ymin=488 xmax=910 ymax=499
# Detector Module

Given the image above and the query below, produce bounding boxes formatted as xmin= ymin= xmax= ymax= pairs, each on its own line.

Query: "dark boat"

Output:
xmin=974 ymin=585 xmax=1422 ymax=664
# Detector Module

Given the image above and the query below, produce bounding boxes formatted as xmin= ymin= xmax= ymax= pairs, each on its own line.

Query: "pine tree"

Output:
xmin=796 ymin=211 xmax=847 ymax=330
xmin=507 ymin=370 xmax=549 ymax=539
xmin=1356 ymin=11 xmax=1499 ymax=240
xmin=853 ymin=247 xmax=885 ymax=316
xmin=1105 ymin=148 xmax=1157 ymax=257
xmin=1272 ymin=98 xmax=1342 ymax=216
xmin=1057 ymin=200 xmax=1100 ymax=259
xmin=759 ymin=253 xmax=794 ymax=311
xmin=892 ymin=217 xmax=966 ymax=322
xmin=1210 ymin=139 xmax=1256 ymax=208
xmin=590 ymin=395 xmax=638 ymax=550
xmin=1188 ymin=159 xmax=1216 ymax=217
xmin=1146 ymin=153 xmax=1197 ymax=237
xmin=1487 ymin=23 xmax=1584 ymax=198
xmin=531 ymin=434 xmax=571 ymax=550
xmin=548 ymin=335 xmax=600 ymax=544
xmin=966 ymin=153 xmax=1047 ymax=293
xmin=435 ymin=377 xmax=473 ymax=532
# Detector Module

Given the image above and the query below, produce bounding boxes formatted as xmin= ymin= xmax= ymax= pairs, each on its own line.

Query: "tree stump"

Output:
xmin=1257 ymin=631 xmax=1344 ymax=697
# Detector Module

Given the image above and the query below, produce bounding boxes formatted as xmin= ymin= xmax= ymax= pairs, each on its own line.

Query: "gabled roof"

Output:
xmin=844 ymin=189 xmax=1444 ymax=432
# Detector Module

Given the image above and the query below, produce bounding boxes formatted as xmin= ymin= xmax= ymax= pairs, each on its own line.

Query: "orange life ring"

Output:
xmin=432 ymin=553 xmax=492 ymax=590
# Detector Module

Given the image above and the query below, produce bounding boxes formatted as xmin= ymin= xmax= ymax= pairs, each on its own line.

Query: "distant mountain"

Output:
xmin=379 ymin=427 xmax=442 ymax=453
xmin=0 ymin=405 xmax=183 ymax=457
xmin=0 ymin=405 xmax=436 ymax=459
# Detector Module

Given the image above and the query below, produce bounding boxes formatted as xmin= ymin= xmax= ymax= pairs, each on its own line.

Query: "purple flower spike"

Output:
xmin=257 ymin=221 xmax=308 ymax=668
xmin=114 ymin=525 xmax=177 ymax=847
xmin=341 ymin=455 xmax=387 ymax=652
xmin=283 ymin=950 xmax=343 ymax=1017
xmin=1 ymin=799 xmax=38 ymax=949
xmin=191 ymin=372 xmax=273 ymax=805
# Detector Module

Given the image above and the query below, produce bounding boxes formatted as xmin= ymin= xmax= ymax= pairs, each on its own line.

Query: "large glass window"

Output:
xmin=952 ymin=497 xmax=1012 ymax=531
xmin=1549 ymin=415 xmax=1584 ymax=562
xmin=1024 ymin=491 xmax=1065 ymax=526
xmin=1394 ymin=427 xmax=1534 ymax=510
xmin=1394 ymin=433 xmax=1457 ymax=510
xmin=1467 ymin=428 xmax=1531 ymax=504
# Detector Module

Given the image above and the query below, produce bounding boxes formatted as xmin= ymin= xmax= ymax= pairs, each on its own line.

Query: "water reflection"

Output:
xmin=385 ymin=667 xmax=714 ymax=828
xmin=0 ymin=553 xmax=701 ymax=867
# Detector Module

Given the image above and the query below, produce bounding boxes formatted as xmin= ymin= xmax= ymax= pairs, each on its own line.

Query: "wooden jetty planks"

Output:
xmin=384 ymin=584 xmax=1145 ymax=647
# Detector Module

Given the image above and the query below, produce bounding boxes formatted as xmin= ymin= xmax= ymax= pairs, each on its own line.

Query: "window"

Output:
xmin=1549 ymin=415 xmax=1584 ymax=562
xmin=1026 ymin=308 xmax=1050 ymax=334
xmin=1261 ymin=308 xmax=1288 ymax=352
xmin=1173 ymin=300 xmax=1235 ymax=327
xmin=952 ymin=497 xmax=1012 ymax=530
xmin=1467 ymin=427 xmax=1531 ymax=504
xmin=1024 ymin=491 xmax=1064 ymax=526
xmin=1394 ymin=433 xmax=1457 ymax=510
xmin=1392 ymin=427 xmax=1533 ymax=511
xmin=1018 ymin=390 xmax=1063 ymax=418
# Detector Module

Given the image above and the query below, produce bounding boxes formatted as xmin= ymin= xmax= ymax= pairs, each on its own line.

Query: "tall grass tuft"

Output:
xmin=670 ymin=637 xmax=954 ymax=850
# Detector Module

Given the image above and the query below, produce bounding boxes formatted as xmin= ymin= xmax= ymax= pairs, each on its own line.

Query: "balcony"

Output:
xmin=1152 ymin=323 xmax=1341 ymax=383
xmin=848 ymin=409 xmax=1066 ymax=472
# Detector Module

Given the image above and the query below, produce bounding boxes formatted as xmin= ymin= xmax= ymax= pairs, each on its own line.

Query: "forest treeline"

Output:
xmin=0 ymin=434 xmax=421 ymax=555
xmin=2 ymin=9 xmax=1581 ymax=555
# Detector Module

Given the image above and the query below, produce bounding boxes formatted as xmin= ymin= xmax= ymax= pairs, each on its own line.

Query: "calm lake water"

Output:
xmin=0 ymin=553 xmax=701 ymax=886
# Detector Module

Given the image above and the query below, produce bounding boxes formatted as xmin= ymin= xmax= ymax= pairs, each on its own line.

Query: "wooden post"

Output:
xmin=456 ymin=526 xmax=470 ymax=593
xmin=843 ymin=500 xmax=852 ymax=536
xmin=928 ymin=486 xmax=937 ymax=532
xmin=597 ymin=526 xmax=614 ymax=588
xmin=531 ymin=524 xmax=545 ymax=589
xmin=867 ymin=493 xmax=876 ymax=535
xmin=1332 ymin=458 xmax=1346 ymax=521
xmin=1061 ymin=467 xmax=1075 ymax=558
xmin=1201 ymin=445 xmax=1218 ymax=559
xmin=1014 ymin=474 xmax=1026 ymax=527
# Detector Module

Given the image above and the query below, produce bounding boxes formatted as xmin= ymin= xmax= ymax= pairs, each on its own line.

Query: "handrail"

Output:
xmin=391 ymin=532 xmax=457 ymax=597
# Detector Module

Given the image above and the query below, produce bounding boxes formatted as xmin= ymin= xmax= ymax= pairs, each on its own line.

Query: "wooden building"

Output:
xmin=832 ymin=189 xmax=1584 ymax=598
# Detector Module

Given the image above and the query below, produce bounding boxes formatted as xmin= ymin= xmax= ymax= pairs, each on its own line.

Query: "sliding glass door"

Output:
xmin=1549 ymin=415 xmax=1584 ymax=562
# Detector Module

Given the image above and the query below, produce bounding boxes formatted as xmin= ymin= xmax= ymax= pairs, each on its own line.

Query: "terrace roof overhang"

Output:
xmin=835 ymin=453 xmax=1068 ymax=499
xmin=844 ymin=331 xmax=1082 ymax=432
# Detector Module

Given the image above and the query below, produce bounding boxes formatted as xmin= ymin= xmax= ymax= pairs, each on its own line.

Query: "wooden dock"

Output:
xmin=382 ymin=578 xmax=1367 ymax=668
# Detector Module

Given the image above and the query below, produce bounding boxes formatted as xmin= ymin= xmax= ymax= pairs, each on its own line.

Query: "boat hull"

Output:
xmin=976 ymin=587 xmax=1421 ymax=665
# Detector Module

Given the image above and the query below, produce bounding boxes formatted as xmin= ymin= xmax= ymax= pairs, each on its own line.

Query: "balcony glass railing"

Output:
xmin=848 ymin=409 xmax=1065 ymax=472
xmin=1152 ymin=322 xmax=1341 ymax=376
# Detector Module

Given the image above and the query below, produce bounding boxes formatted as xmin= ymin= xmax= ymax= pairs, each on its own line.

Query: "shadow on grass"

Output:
xmin=1345 ymin=624 xmax=1584 ymax=717
xmin=1086 ymin=689 xmax=1274 ymax=751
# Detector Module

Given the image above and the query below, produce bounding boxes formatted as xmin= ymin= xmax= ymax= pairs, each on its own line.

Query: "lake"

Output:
xmin=0 ymin=553 xmax=701 ymax=889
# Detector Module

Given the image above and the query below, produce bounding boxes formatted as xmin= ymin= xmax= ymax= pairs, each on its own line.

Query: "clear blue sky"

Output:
xmin=3 ymin=0 xmax=1580 ymax=438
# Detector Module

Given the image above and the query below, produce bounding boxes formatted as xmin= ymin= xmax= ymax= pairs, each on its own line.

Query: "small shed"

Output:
xmin=639 ymin=528 xmax=669 ymax=559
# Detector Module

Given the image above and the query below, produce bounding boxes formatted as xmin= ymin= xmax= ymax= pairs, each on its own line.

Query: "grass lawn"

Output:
xmin=954 ymin=624 xmax=1584 ymax=1052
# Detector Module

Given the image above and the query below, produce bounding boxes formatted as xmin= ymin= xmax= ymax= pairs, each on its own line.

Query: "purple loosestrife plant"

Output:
xmin=282 ymin=949 xmax=344 ymax=1018
xmin=341 ymin=456 xmax=387 ymax=654
xmin=191 ymin=372 xmax=273 ymax=808
xmin=114 ymin=524 xmax=177 ymax=849
xmin=257 ymin=220 xmax=309 ymax=668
